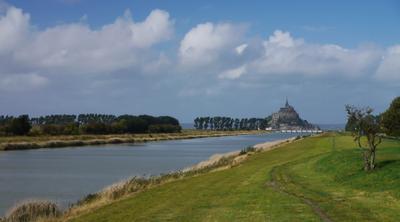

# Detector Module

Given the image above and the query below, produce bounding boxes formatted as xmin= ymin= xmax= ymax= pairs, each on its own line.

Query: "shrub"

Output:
xmin=239 ymin=146 xmax=256 ymax=155
xmin=6 ymin=115 xmax=31 ymax=136
xmin=80 ymin=122 xmax=110 ymax=134
xmin=5 ymin=200 xmax=60 ymax=222
xmin=40 ymin=124 xmax=65 ymax=135
xmin=28 ymin=126 xmax=43 ymax=136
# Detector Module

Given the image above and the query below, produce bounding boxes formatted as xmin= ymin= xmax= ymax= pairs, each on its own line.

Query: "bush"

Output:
xmin=6 ymin=115 xmax=31 ymax=136
xmin=5 ymin=200 xmax=60 ymax=222
xmin=63 ymin=123 xmax=80 ymax=135
xmin=80 ymin=122 xmax=110 ymax=134
xmin=28 ymin=126 xmax=43 ymax=136
xmin=40 ymin=124 xmax=65 ymax=135
xmin=239 ymin=146 xmax=256 ymax=155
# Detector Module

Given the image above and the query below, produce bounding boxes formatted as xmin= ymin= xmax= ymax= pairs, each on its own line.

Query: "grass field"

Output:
xmin=64 ymin=133 xmax=400 ymax=222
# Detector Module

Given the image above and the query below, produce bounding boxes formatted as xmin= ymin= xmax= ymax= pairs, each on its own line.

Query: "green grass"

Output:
xmin=66 ymin=133 xmax=400 ymax=222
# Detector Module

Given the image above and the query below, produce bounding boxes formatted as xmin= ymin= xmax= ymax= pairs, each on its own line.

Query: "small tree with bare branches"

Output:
xmin=345 ymin=105 xmax=382 ymax=171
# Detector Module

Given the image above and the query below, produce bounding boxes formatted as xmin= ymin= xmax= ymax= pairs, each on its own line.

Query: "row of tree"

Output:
xmin=0 ymin=114 xmax=181 ymax=136
xmin=345 ymin=96 xmax=400 ymax=172
xmin=194 ymin=116 xmax=272 ymax=130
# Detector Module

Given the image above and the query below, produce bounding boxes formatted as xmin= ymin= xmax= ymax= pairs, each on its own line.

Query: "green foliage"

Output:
xmin=239 ymin=146 xmax=256 ymax=155
xmin=148 ymin=124 xmax=181 ymax=133
xmin=4 ymin=115 xmax=32 ymax=136
xmin=381 ymin=96 xmax=400 ymax=137
xmin=0 ymin=114 xmax=181 ymax=136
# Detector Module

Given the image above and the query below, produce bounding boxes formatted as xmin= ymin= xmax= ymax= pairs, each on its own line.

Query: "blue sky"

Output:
xmin=0 ymin=0 xmax=399 ymax=124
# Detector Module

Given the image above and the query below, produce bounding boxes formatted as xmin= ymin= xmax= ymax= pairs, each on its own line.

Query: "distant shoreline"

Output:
xmin=0 ymin=130 xmax=265 ymax=151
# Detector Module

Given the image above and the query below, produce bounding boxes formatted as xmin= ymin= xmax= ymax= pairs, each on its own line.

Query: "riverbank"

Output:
xmin=62 ymin=133 xmax=400 ymax=222
xmin=0 ymin=133 xmax=299 ymax=222
xmin=59 ymin=135 xmax=299 ymax=222
xmin=0 ymin=130 xmax=263 ymax=151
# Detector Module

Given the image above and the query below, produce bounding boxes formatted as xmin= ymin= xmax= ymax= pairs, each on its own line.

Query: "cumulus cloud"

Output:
xmin=218 ymin=65 xmax=247 ymax=79
xmin=0 ymin=6 xmax=29 ymax=54
xmin=179 ymin=22 xmax=245 ymax=67
xmin=0 ymin=5 xmax=174 ymax=91
xmin=0 ymin=73 xmax=48 ymax=92
xmin=375 ymin=45 xmax=400 ymax=81
xmin=250 ymin=30 xmax=382 ymax=78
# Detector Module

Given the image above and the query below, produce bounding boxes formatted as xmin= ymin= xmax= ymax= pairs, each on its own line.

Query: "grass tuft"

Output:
xmin=4 ymin=200 xmax=60 ymax=222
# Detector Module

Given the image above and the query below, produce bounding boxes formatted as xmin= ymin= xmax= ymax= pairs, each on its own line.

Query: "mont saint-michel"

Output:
xmin=268 ymin=99 xmax=320 ymax=131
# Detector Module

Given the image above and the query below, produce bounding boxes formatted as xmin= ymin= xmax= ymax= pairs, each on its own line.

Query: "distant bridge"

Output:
xmin=279 ymin=129 xmax=323 ymax=133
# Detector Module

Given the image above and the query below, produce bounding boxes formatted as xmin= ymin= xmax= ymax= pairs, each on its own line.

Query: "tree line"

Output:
xmin=0 ymin=114 xmax=181 ymax=136
xmin=345 ymin=96 xmax=400 ymax=171
xmin=194 ymin=116 xmax=272 ymax=130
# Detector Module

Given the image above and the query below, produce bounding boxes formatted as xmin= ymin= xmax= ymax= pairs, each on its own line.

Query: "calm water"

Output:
xmin=0 ymin=132 xmax=307 ymax=215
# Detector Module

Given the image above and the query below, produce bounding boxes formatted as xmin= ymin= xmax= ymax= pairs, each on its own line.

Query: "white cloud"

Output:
xmin=265 ymin=30 xmax=301 ymax=48
xmin=218 ymin=65 xmax=246 ymax=79
xmin=0 ymin=6 xmax=29 ymax=54
xmin=128 ymin=9 xmax=174 ymax=48
xmin=375 ymin=45 xmax=400 ymax=81
xmin=251 ymin=30 xmax=382 ymax=77
xmin=235 ymin=44 xmax=248 ymax=55
xmin=0 ymin=73 xmax=48 ymax=92
xmin=0 ymin=6 xmax=174 ymax=77
xmin=179 ymin=22 xmax=244 ymax=67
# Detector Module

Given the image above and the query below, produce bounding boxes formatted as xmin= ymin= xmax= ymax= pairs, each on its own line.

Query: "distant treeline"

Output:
xmin=0 ymin=114 xmax=181 ymax=136
xmin=194 ymin=116 xmax=271 ymax=130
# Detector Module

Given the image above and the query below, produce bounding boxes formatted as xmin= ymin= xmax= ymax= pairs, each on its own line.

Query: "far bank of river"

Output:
xmin=0 ymin=130 xmax=262 ymax=151
xmin=0 ymin=132 xmax=310 ymax=216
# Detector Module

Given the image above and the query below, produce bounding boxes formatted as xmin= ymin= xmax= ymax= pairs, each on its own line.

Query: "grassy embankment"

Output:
xmin=64 ymin=133 xmax=400 ymax=222
xmin=0 ymin=130 xmax=262 ymax=151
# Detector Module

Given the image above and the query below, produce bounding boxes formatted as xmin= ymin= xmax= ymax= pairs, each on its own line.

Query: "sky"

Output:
xmin=0 ymin=0 xmax=399 ymax=124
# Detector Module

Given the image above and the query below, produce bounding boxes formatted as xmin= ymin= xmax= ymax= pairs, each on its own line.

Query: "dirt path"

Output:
xmin=266 ymin=171 xmax=333 ymax=222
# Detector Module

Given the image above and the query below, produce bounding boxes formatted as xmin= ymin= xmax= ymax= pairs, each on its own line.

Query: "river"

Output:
xmin=0 ymin=132 xmax=308 ymax=215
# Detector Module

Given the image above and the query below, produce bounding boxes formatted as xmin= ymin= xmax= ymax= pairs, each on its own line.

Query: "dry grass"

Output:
xmin=3 ymin=200 xmax=60 ymax=222
xmin=0 ymin=130 xmax=264 ymax=151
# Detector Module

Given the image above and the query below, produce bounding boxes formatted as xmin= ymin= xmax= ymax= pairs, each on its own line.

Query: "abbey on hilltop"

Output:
xmin=268 ymin=98 xmax=319 ymax=131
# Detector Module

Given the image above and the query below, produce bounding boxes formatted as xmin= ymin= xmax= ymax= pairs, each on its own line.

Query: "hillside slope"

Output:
xmin=66 ymin=133 xmax=400 ymax=222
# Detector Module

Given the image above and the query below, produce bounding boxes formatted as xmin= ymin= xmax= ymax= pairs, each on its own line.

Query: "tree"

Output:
xmin=204 ymin=117 xmax=210 ymax=130
xmin=8 ymin=115 xmax=31 ymax=136
xmin=345 ymin=115 xmax=357 ymax=132
xmin=381 ymin=96 xmax=400 ymax=137
xmin=345 ymin=105 xmax=382 ymax=171
xmin=234 ymin=118 xmax=240 ymax=130
xmin=194 ymin=117 xmax=200 ymax=129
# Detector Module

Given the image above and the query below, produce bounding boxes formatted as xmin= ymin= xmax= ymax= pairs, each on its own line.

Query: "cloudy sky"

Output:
xmin=0 ymin=0 xmax=399 ymax=124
